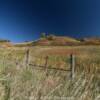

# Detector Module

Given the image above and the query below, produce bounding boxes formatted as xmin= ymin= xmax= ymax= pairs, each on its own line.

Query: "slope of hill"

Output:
xmin=15 ymin=36 xmax=81 ymax=46
xmin=14 ymin=41 xmax=34 ymax=47
xmin=33 ymin=36 xmax=80 ymax=46
xmin=0 ymin=39 xmax=13 ymax=47
xmin=14 ymin=35 xmax=100 ymax=47
xmin=81 ymin=37 xmax=100 ymax=45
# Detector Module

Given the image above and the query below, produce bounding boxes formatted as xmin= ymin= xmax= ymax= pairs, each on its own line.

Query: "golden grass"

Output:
xmin=0 ymin=46 xmax=99 ymax=100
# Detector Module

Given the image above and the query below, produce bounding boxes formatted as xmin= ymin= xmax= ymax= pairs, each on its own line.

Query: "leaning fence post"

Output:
xmin=45 ymin=56 xmax=49 ymax=76
xmin=70 ymin=54 xmax=75 ymax=79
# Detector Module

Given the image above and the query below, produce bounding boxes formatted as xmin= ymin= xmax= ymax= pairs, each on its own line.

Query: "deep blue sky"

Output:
xmin=0 ymin=0 xmax=100 ymax=42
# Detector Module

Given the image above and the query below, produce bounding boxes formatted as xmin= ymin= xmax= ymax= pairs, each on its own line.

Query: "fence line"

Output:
xmin=29 ymin=63 xmax=71 ymax=72
xmin=25 ymin=49 xmax=76 ymax=79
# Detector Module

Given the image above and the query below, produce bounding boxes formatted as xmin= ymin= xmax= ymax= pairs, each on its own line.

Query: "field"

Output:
xmin=0 ymin=46 xmax=99 ymax=100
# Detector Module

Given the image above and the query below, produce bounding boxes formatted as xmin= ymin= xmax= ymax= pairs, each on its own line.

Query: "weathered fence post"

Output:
xmin=45 ymin=56 xmax=49 ymax=76
xmin=25 ymin=48 xmax=30 ymax=66
xmin=70 ymin=54 xmax=75 ymax=79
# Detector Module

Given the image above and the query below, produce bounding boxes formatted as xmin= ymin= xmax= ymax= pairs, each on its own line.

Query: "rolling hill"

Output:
xmin=81 ymin=37 xmax=100 ymax=45
xmin=15 ymin=35 xmax=81 ymax=47
xmin=0 ymin=39 xmax=13 ymax=47
xmin=14 ymin=35 xmax=100 ymax=47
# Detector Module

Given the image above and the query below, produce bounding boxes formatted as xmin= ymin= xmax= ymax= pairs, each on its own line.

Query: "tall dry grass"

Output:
xmin=0 ymin=46 xmax=99 ymax=100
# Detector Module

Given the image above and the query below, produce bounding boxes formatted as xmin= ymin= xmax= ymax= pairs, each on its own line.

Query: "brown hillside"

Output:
xmin=82 ymin=37 xmax=100 ymax=45
xmin=33 ymin=36 xmax=80 ymax=46
xmin=14 ymin=36 xmax=100 ymax=47
xmin=0 ymin=42 xmax=13 ymax=47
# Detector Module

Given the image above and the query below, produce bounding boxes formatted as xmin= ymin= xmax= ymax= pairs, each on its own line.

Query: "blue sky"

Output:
xmin=0 ymin=0 xmax=100 ymax=42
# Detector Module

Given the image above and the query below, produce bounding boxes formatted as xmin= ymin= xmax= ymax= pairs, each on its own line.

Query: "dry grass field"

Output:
xmin=0 ymin=46 xmax=99 ymax=100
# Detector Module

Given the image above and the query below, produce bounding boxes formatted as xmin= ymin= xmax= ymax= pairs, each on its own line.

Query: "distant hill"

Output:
xmin=80 ymin=37 xmax=100 ymax=45
xmin=0 ymin=39 xmax=13 ymax=47
xmin=14 ymin=35 xmax=100 ymax=47
xmin=33 ymin=36 xmax=80 ymax=46
xmin=14 ymin=41 xmax=34 ymax=47
xmin=15 ymin=35 xmax=81 ymax=46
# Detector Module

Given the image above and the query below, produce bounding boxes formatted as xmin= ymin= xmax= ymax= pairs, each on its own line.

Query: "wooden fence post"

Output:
xmin=70 ymin=54 xmax=75 ymax=79
xmin=25 ymin=49 xmax=30 ymax=66
xmin=45 ymin=56 xmax=49 ymax=76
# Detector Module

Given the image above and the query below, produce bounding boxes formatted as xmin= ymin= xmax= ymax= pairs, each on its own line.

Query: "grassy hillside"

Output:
xmin=0 ymin=46 xmax=99 ymax=100
xmin=14 ymin=35 xmax=100 ymax=47
xmin=34 ymin=36 xmax=80 ymax=46
xmin=15 ymin=35 xmax=81 ymax=47
xmin=15 ymin=41 xmax=34 ymax=47
xmin=0 ymin=39 xmax=13 ymax=47
xmin=82 ymin=37 xmax=100 ymax=45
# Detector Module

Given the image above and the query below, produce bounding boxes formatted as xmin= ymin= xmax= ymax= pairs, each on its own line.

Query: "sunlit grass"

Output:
xmin=0 ymin=46 xmax=99 ymax=100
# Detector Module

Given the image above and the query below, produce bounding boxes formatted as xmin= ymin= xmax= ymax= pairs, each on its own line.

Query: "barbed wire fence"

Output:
xmin=25 ymin=49 xmax=76 ymax=80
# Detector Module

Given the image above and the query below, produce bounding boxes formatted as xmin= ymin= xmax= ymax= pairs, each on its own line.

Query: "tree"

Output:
xmin=47 ymin=34 xmax=55 ymax=40
xmin=40 ymin=33 xmax=46 ymax=38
